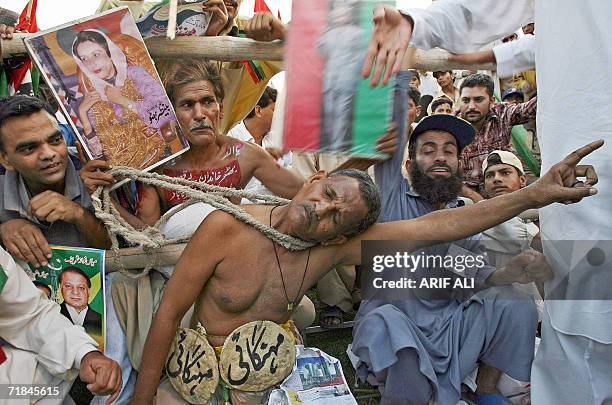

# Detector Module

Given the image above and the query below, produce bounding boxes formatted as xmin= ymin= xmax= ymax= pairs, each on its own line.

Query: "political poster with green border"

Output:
xmin=29 ymin=246 xmax=105 ymax=351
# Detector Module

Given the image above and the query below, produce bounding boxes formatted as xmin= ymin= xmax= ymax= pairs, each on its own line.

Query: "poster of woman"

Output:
xmin=24 ymin=7 xmax=189 ymax=171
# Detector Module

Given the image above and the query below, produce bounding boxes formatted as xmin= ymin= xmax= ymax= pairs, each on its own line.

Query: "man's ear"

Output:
xmin=306 ymin=170 xmax=329 ymax=184
xmin=0 ymin=151 xmax=13 ymax=171
xmin=320 ymin=234 xmax=348 ymax=246
xmin=254 ymin=105 xmax=263 ymax=118
xmin=219 ymin=101 xmax=224 ymax=120
xmin=405 ymin=159 xmax=412 ymax=177
xmin=519 ymin=174 xmax=527 ymax=188
xmin=415 ymin=106 xmax=422 ymax=118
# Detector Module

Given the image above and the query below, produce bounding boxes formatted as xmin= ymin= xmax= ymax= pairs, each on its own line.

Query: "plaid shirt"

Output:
xmin=461 ymin=97 xmax=538 ymax=186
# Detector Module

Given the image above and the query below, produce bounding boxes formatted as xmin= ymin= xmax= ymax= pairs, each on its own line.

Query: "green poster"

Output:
xmin=29 ymin=246 xmax=105 ymax=351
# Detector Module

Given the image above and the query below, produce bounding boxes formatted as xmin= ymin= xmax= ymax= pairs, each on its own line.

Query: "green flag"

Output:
xmin=0 ymin=265 xmax=7 ymax=294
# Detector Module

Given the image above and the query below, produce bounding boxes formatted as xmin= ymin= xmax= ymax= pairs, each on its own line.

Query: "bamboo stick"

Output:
xmin=104 ymin=243 xmax=187 ymax=273
xmin=2 ymin=33 xmax=495 ymax=70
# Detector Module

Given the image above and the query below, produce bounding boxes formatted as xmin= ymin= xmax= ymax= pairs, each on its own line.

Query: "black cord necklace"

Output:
xmin=269 ymin=205 xmax=311 ymax=312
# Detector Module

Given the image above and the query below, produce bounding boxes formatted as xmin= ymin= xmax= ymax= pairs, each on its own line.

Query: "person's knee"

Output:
xmin=292 ymin=295 xmax=316 ymax=329
xmin=378 ymin=348 xmax=433 ymax=405
xmin=505 ymin=298 xmax=537 ymax=324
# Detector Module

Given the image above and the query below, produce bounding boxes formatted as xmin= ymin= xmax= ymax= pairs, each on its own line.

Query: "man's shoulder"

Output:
xmin=490 ymin=102 xmax=510 ymax=117
xmin=86 ymin=305 xmax=102 ymax=322
xmin=0 ymin=172 xmax=25 ymax=220
xmin=194 ymin=209 xmax=240 ymax=234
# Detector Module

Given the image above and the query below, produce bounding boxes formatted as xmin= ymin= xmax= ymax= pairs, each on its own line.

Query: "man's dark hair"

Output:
xmin=459 ymin=73 xmax=495 ymax=97
xmin=32 ymin=280 xmax=52 ymax=297
xmin=59 ymin=266 xmax=91 ymax=288
xmin=0 ymin=95 xmax=55 ymax=151
xmin=162 ymin=58 xmax=224 ymax=105
xmin=72 ymin=30 xmax=111 ymax=59
xmin=433 ymin=70 xmax=452 ymax=79
xmin=408 ymin=69 xmax=420 ymax=81
xmin=246 ymin=86 xmax=277 ymax=119
xmin=408 ymin=86 xmax=421 ymax=107
xmin=329 ymin=169 xmax=381 ymax=238
xmin=430 ymin=97 xmax=453 ymax=113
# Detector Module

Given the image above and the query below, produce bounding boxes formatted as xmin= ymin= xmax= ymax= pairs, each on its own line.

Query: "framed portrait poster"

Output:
xmin=29 ymin=246 xmax=106 ymax=351
xmin=24 ymin=7 xmax=189 ymax=172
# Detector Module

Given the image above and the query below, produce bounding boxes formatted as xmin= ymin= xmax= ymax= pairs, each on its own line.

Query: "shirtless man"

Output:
xmin=130 ymin=138 xmax=602 ymax=403
xmin=143 ymin=58 xmax=303 ymax=224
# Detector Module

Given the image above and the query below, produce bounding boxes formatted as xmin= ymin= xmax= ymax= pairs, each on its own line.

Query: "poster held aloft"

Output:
xmin=283 ymin=0 xmax=396 ymax=158
xmin=136 ymin=0 xmax=213 ymax=39
xmin=24 ymin=7 xmax=189 ymax=175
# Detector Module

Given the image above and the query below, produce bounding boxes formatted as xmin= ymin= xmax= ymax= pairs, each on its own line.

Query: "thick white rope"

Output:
xmin=91 ymin=166 xmax=315 ymax=278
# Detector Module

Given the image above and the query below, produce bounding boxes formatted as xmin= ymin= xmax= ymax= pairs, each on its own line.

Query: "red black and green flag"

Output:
xmin=283 ymin=0 xmax=394 ymax=157
xmin=0 ymin=0 xmax=39 ymax=97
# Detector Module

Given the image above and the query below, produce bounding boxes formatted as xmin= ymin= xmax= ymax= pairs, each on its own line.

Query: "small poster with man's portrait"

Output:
xmin=24 ymin=7 xmax=189 ymax=172
xmin=136 ymin=0 xmax=213 ymax=39
xmin=29 ymin=246 xmax=105 ymax=351
xmin=283 ymin=0 xmax=395 ymax=158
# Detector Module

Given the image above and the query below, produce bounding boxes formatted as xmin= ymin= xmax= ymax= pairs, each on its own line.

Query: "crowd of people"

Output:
xmin=0 ymin=0 xmax=608 ymax=404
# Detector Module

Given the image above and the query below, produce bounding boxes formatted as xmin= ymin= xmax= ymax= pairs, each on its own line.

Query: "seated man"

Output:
xmin=352 ymin=110 xmax=545 ymax=405
xmin=129 ymin=134 xmax=601 ymax=404
xmin=0 ymin=95 xmax=114 ymax=402
xmin=0 ymin=96 xmax=110 ymax=266
xmin=482 ymin=150 xmax=540 ymax=264
xmin=97 ymin=59 xmax=304 ymax=227
xmin=0 ymin=246 xmax=122 ymax=403
xmin=481 ymin=150 xmax=545 ymax=319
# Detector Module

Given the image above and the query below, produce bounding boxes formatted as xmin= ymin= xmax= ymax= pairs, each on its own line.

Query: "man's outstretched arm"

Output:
xmin=339 ymin=140 xmax=603 ymax=265
xmin=248 ymin=142 xmax=305 ymax=198
xmin=363 ymin=0 xmax=534 ymax=85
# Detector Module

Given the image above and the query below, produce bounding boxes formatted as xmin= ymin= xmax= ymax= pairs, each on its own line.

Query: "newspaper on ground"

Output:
xmin=268 ymin=346 xmax=357 ymax=405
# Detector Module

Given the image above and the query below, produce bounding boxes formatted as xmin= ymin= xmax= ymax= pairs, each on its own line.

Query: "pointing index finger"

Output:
xmin=563 ymin=140 xmax=604 ymax=166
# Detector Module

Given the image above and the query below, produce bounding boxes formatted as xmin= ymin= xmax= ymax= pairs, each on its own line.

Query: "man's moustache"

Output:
xmin=189 ymin=121 xmax=213 ymax=131
xmin=428 ymin=164 xmax=453 ymax=172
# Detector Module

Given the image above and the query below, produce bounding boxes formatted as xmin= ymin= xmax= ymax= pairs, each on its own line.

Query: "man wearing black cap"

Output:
xmin=352 ymin=113 xmax=550 ymax=405
xmin=501 ymin=87 xmax=525 ymax=105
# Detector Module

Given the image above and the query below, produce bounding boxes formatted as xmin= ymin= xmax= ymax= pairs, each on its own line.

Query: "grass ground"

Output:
xmin=304 ymin=290 xmax=381 ymax=405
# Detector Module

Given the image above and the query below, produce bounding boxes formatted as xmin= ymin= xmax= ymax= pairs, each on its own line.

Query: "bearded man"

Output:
xmin=352 ymin=113 xmax=550 ymax=404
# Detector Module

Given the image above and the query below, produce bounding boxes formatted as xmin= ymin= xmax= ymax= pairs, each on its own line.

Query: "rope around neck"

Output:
xmin=91 ymin=166 xmax=315 ymax=278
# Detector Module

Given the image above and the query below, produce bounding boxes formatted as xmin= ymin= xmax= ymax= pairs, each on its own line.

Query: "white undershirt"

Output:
xmin=66 ymin=304 xmax=88 ymax=327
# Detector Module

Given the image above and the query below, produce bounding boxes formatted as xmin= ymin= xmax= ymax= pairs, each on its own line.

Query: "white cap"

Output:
xmin=482 ymin=150 xmax=524 ymax=175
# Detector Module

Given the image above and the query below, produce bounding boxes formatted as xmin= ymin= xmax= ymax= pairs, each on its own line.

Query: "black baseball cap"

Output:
xmin=410 ymin=114 xmax=476 ymax=151
xmin=501 ymin=87 xmax=524 ymax=102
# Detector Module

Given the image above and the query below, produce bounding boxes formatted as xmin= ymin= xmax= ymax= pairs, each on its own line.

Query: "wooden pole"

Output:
xmin=144 ymin=36 xmax=285 ymax=61
xmin=104 ymin=243 xmax=187 ymax=273
xmin=3 ymin=33 xmax=495 ymax=71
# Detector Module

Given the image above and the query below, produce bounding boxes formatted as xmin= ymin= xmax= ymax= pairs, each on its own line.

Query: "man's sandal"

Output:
xmin=319 ymin=305 xmax=345 ymax=329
